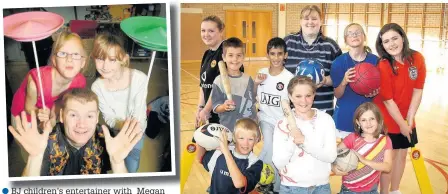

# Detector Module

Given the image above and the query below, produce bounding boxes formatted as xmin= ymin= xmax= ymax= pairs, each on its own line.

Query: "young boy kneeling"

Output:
xmin=197 ymin=118 xmax=262 ymax=194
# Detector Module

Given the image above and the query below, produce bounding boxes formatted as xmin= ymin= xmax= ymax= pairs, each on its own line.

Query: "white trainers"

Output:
xmin=389 ymin=190 xmax=402 ymax=194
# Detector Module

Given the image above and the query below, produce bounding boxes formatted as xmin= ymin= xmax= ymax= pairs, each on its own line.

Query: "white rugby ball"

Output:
xmin=193 ymin=123 xmax=233 ymax=150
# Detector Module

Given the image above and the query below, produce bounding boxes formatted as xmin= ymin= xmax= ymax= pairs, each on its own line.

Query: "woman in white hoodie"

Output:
xmin=272 ymin=76 xmax=337 ymax=194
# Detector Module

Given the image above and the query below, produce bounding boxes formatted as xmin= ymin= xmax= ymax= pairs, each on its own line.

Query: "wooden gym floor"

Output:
xmin=180 ymin=60 xmax=448 ymax=194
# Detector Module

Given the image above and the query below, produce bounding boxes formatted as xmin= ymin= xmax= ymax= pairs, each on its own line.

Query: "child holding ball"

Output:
xmin=330 ymin=23 xmax=379 ymax=139
xmin=197 ymin=118 xmax=263 ymax=194
xmin=332 ymin=102 xmax=393 ymax=194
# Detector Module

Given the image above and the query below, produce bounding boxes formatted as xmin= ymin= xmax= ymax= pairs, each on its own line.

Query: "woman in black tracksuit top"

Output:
xmin=196 ymin=15 xmax=243 ymax=127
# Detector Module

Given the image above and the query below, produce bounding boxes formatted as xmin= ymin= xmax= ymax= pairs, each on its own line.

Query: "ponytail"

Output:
xmin=364 ymin=46 xmax=372 ymax=53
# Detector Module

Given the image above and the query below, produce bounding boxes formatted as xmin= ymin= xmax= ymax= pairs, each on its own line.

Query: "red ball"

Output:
xmin=349 ymin=62 xmax=380 ymax=95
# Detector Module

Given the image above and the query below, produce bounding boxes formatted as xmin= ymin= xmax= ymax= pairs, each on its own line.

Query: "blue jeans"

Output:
xmin=280 ymin=183 xmax=331 ymax=194
xmin=340 ymin=184 xmax=379 ymax=194
xmin=125 ymin=136 xmax=144 ymax=173
xmin=258 ymin=121 xmax=280 ymax=192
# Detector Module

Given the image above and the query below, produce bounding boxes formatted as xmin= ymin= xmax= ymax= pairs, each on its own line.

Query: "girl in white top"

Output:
xmin=255 ymin=37 xmax=294 ymax=193
xmin=272 ymin=76 xmax=337 ymax=194
xmin=91 ymin=31 xmax=147 ymax=173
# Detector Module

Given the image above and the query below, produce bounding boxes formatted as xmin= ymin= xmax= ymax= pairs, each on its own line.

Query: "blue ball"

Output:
xmin=295 ymin=59 xmax=325 ymax=85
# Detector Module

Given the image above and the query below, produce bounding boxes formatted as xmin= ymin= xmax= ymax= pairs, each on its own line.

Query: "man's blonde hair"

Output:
xmin=61 ymin=88 xmax=99 ymax=111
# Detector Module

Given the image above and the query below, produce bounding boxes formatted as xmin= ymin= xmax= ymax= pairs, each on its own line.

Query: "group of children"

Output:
xmin=9 ymin=29 xmax=150 ymax=175
xmin=5 ymin=7 xmax=426 ymax=193
xmin=194 ymin=12 xmax=425 ymax=194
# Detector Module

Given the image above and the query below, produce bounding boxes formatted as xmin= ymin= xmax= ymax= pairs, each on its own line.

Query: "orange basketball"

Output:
xmin=349 ymin=62 xmax=380 ymax=95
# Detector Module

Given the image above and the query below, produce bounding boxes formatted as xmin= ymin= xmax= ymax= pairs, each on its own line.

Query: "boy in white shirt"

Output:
xmin=255 ymin=37 xmax=294 ymax=194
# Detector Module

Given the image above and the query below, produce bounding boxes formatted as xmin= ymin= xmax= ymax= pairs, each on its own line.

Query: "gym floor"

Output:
xmin=180 ymin=60 xmax=448 ymax=194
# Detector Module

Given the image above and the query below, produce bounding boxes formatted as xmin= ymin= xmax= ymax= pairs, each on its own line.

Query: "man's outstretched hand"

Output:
xmin=8 ymin=111 xmax=52 ymax=157
xmin=102 ymin=118 xmax=143 ymax=166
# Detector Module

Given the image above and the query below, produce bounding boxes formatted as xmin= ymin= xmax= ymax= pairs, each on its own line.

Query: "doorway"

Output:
xmin=225 ymin=10 xmax=272 ymax=58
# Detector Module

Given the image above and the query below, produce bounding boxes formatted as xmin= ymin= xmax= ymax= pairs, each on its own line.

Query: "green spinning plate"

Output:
xmin=130 ymin=36 xmax=167 ymax=51
xmin=120 ymin=16 xmax=167 ymax=52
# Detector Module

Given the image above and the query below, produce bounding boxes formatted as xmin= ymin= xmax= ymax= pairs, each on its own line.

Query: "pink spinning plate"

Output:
xmin=3 ymin=11 xmax=64 ymax=42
